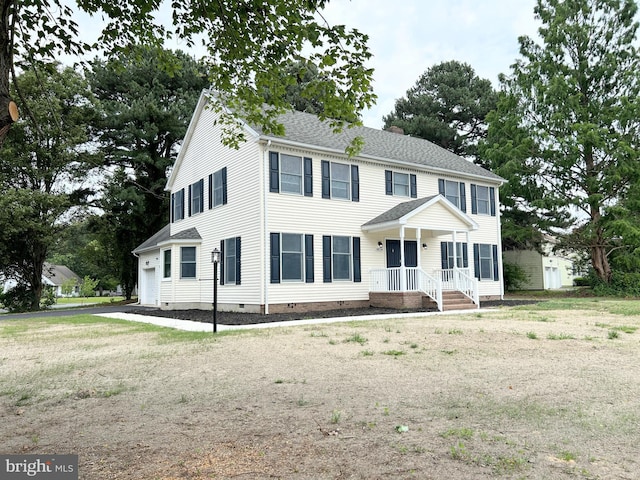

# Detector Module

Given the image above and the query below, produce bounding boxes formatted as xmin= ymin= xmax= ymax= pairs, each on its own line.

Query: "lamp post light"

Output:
xmin=211 ymin=248 xmax=220 ymax=333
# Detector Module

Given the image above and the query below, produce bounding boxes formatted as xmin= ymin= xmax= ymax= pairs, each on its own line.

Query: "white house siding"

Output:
xmin=137 ymin=250 xmax=161 ymax=306
xmin=164 ymin=104 xmax=264 ymax=311
xmin=264 ymin=147 xmax=503 ymax=305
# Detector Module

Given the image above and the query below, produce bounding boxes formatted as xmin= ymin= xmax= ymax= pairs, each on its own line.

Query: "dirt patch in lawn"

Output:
xmin=2 ymin=301 xmax=640 ymax=479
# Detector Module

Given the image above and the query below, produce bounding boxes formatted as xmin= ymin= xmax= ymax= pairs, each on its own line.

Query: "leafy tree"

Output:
xmin=482 ymin=0 xmax=640 ymax=282
xmin=0 ymin=1 xmax=375 ymax=148
xmin=0 ymin=64 xmax=98 ymax=310
xmin=383 ymin=60 xmax=498 ymax=162
xmin=87 ymin=47 xmax=208 ymax=299
xmin=80 ymin=276 xmax=99 ymax=297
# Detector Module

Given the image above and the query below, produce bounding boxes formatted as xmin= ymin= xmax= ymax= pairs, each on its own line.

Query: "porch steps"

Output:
xmin=423 ymin=291 xmax=477 ymax=311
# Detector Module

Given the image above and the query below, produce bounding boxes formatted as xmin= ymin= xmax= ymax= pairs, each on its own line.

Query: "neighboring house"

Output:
xmin=503 ymin=238 xmax=578 ymax=290
xmin=2 ymin=264 xmax=81 ymax=297
xmin=133 ymin=91 xmax=506 ymax=313
xmin=43 ymin=263 xmax=82 ymax=297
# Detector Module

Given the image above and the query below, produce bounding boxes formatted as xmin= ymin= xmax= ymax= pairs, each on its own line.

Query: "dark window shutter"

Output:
xmin=235 ymin=236 xmax=241 ymax=285
xmin=171 ymin=193 xmax=175 ymax=223
xmin=471 ymin=184 xmax=477 ymax=214
xmin=459 ymin=183 xmax=466 ymax=213
xmin=270 ymin=233 xmax=280 ymax=283
xmin=180 ymin=189 xmax=185 ymax=219
xmin=438 ymin=178 xmax=445 ymax=196
xmin=305 ymin=234 xmax=314 ymax=283
xmin=321 ymin=160 xmax=330 ymax=198
xmin=188 ymin=185 xmax=192 ymax=217
xmin=323 ymin=235 xmax=332 ymax=282
xmin=304 ymin=157 xmax=313 ymax=197
xmin=492 ymin=244 xmax=499 ymax=281
xmin=385 ymin=170 xmax=393 ymax=195
xmin=199 ymin=178 xmax=204 ymax=212
xmin=353 ymin=237 xmax=361 ymax=282
xmin=410 ymin=174 xmax=417 ymax=198
xmin=269 ymin=151 xmax=279 ymax=193
xmin=463 ymin=243 xmax=469 ymax=268
xmin=490 ymin=187 xmax=496 ymax=216
xmin=473 ymin=244 xmax=480 ymax=279
xmin=208 ymin=174 xmax=213 ymax=209
xmin=440 ymin=242 xmax=448 ymax=270
xmin=222 ymin=167 xmax=228 ymax=205
xmin=351 ymin=165 xmax=359 ymax=202
xmin=219 ymin=239 xmax=225 ymax=286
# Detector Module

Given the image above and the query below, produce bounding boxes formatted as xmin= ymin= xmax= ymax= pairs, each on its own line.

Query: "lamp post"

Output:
xmin=211 ymin=248 xmax=220 ymax=333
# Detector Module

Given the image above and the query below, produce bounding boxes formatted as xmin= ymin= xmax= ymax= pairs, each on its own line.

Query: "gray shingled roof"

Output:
xmin=133 ymin=224 xmax=170 ymax=253
xmin=362 ymin=196 xmax=438 ymax=227
xmin=254 ymin=110 xmax=504 ymax=183
xmin=133 ymin=226 xmax=202 ymax=254
xmin=43 ymin=263 xmax=81 ymax=286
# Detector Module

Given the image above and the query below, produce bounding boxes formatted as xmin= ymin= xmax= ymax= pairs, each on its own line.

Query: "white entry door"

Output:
xmin=141 ymin=268 xmax=158 ymax=305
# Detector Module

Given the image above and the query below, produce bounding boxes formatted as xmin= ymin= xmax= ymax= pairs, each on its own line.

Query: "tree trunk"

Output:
xmin=591 ymin=228 xmax=612 ymax=283
xmin=0 ymin=1 xmax=15 ymax=145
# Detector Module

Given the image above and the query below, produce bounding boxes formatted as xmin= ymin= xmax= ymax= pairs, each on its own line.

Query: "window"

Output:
xmin=438 ymin=179 xmax=466 ymax=212
xmin=189 ymin=179 xmax=204 ymax=216
xmin=209 ymin=167 xmax=227 ymax=208
xmin=471 ymin=184 xmax=496 ymax=216
xmin=385 ymin=170 xmax=417 ymax=198
xmin=270 ymin=233 xmax=314 ymax=283
xmin=322 ymin=236 xmax=361 ymax=283
xmin=440 ymin=242 xmax=468 ymax=269
xmin=282 ymin=233 xmax=303 ymax=281
xmin=473 ymin=243 xmax=499 ymax=281
xmin=220 ymin=237 xmax=241 ymax=285
xmin=269 ymin=152 xmax=313 ymax=196
xmin=171 ymin=188 xmax=185 ymax=222
xmin=322 ymin=161 xmax=359 ymax=201
xmin=180 ymin=247 xmax=196 ymax=278
xmin=163 ymin=249 xmax=171 ymax=278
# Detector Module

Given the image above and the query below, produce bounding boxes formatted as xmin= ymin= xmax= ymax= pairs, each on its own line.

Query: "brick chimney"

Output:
xmin=386 ymin=125 xmax=404 ymax=135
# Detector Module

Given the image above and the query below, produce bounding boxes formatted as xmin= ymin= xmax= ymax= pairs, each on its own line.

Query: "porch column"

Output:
xmin=400 ymin=226 xmax=406 ymax=291
xmin=452 ymin=230 xmax=458 ymax=290
xmin=416 ymin=228 xmax=422 ymax=270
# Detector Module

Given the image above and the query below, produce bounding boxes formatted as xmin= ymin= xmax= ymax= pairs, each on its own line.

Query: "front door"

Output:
xmin=386 ymin=240 xmax=417 ymax=268
xmin=386 ymin=240 xmax=417 ymax=291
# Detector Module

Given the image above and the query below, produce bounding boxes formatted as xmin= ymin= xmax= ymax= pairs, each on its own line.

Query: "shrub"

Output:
xmin=503 ymin=262 xmax=530 ymax=291
xmin=0 ymin=284 xmax=34 ymax=313
xmin=591 ymin=271 xmax=640 ymax=297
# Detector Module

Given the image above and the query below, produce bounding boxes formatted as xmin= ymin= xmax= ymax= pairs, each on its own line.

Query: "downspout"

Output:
xmin=263 ymin=140 xmax=271 ymax=314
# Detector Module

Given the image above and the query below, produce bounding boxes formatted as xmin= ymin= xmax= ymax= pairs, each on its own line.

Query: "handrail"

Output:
xmin=369 ymin=267 xmax=443 ymax=311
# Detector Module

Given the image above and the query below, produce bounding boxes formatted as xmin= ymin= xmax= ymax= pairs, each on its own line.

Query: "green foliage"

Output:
xmin=60 ymin=278 xmax=77 ymax=297
xmin=0 ymin=284 xmax=34 ymax=313
xmin=482 ymin=0 xmax=640 ymax=280
xmin=3 ymin=1 xmax=375 ymax=153
xmin=591 ymin=271 xmax=640 ymax=297
xmin=502 ymin=262 xmax=530 ymax=291
xmin=383 ymin=60 xmax=497 ymax=162
xmin=40 ymin=288 xmax=56 ymax=309
xmin=80 ymin=276 xmax=99 ymax=298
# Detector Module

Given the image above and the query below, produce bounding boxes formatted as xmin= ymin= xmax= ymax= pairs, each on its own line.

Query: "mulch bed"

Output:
xmin=130 ymin=299 xmax=538 ymax=326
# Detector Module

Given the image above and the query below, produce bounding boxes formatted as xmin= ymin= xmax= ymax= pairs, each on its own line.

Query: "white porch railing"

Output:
xmin=370 ymin=267 xmax=443 ymax=311
xmin=433 ymin=268 xmax=479 ymax=306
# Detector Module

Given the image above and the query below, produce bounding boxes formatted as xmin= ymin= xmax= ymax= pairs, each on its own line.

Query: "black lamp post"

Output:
xmin=211 ymin=248 xmax=220 ymax=333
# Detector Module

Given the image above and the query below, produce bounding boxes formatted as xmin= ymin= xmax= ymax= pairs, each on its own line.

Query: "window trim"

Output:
xmin=180 ymin=246 xmax=197 ymax=279
xmin=162 ymin=249 xmax=171 ymax=279
xmin=322 ymin=160 xmax=359 ymax=201
xmin=220 ymin=237 xmax=241 ymax=286
xmin=270 ymin=233 xmax=314 ymax=284
xmin=473 ymin=243 xmax=499 ymax=281
xmin=438 ymin=178 xmax=466 ymax=212
xmin=385 ymin=170 xmax=417 ymax=198
xmin=209 ymin=167 xmax=228 ymax=209
xmin=171 ymin=188 xmax=185 ymax=222
xmin=322 ymin=235 xmax=361 ymax=283
xmin=471 ymin=184 xmax=496 ymax=216
xmin=189 ymin=179 xmax=204 ymax=216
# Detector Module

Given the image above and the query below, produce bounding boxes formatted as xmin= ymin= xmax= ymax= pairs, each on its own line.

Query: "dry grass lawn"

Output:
xmin=2 ymin=298 xmax=640 ymax=479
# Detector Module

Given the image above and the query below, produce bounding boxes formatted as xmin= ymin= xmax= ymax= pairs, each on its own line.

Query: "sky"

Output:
xmin=72 ymin=0 xmax=540 ymax=129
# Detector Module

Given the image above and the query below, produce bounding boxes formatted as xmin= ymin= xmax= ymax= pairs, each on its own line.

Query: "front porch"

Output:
xmin=369 ymin=267 xmax=479 ymax=311
xmin=362 ymin=195 xmax=482 ymax=312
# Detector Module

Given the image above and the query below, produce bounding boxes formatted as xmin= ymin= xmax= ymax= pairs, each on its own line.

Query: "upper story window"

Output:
xmin=209 ymin=167 xmax=228 ymax=208
xmin=385 ymin=170 xmax=417 ymax=198
xmin=471 ymin=184 xmax=496 ymax=216
xmin=189 ymin=179 xmax=204 ymax=216
xmin=322 ymin=160 xmax=359 ymax=201
xmin=171 ymin=188 xmax=185 ymax=222
xmin=269 ymin=151 xmax=313 ymax=196
xmin=438 ymin=179 xmax=466 ymax=212
xmin=180 ymin=246 xmax=196 ymax=279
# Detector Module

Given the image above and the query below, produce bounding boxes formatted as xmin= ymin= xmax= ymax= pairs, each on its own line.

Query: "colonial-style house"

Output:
xmin=133 ymin=92 xmax=505 ymax=313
